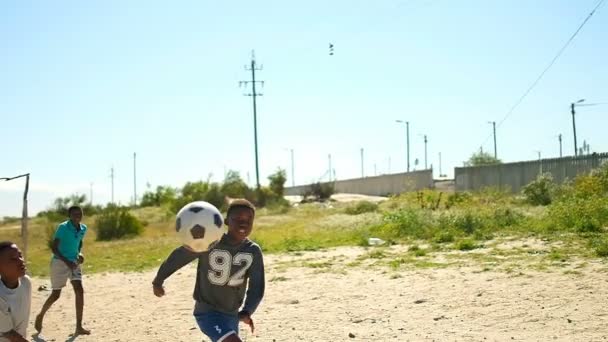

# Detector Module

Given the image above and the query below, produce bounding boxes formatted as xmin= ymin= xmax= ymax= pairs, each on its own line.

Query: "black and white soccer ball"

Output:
xmin=175 ymin=201 xmax=224 ymax=252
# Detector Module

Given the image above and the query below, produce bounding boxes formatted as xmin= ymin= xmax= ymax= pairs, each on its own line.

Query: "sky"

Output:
xmin=1 ymin=0 xmax=607 ymax=217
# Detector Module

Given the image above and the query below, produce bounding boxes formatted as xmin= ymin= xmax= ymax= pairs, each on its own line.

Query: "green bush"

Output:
xmin=522 ymin=173 xmax=557 ymax=206
xmin=382 ymin=208 xmax=432 ymax=239
xmin=95 ymin=205 xmax=144 ymax=241
xmin=345 ymin=201 xmax=379 ymax=215
xmin=549 ymin=196 xmax=608 ymax=233
xmin=492 ymin=207 xmax=524 ymax=228
xmin=433 ymin=230 xmax=455 ymax=243
xmin=455 ymin=238 xmax=480 ymax=251
xmin=445 ymin=192 xmax=473 ymax=209
xmin=452 ymin=211 xmax=485 ymax=235
xmin=304 ymin=182 xmax=335 ymax=201
xmin=590 ymin=236 xmax=608 ymax=257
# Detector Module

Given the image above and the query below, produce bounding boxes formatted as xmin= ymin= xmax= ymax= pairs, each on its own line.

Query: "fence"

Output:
xmin=455 ymin=152 xmax=608 ymax=192
xmin=284 ymin=170 xmax=434 ymax=197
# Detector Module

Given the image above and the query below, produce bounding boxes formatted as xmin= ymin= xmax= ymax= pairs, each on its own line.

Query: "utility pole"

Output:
xmin=290 ymin=149 xmax=295 ymax=187
xmin=423 ymin=135 xmax=428 ymax=169
xmin=489 ymin=121 xmax=497 ymax=159
xmin=133 ymin=152 xmax=137 ymax=206
xmin=407 ymin=122 xmax=410 ymax=172
xmin=439 ymin=152 xmax=443 ymax=177
xmin=110 ymin=167 xmax=114 ymax=204
xmin=240 ymin=50 xmax=264 ymax=189
xmin=374 ymin=163 xmax=377 ymax=176
xmin=360 ymin=148 xmax=364 ymax=178
xmin=328 ymin=154 xmax=332 ymax=182
xmin=558 ymin=134 xmax=563 ymax=158
xmin=571 ymin=102 xmax=578 ymax=156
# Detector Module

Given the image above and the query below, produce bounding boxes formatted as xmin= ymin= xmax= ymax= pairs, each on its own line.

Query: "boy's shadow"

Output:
xmin=32 ymin=333 xmax=79 ymax=342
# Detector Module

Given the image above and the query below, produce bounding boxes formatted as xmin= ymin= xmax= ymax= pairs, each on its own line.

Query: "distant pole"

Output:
xmin=133 ymin=152 xmax=137 ymax=206
xmin=240 ymin=50 xmax=264 ymax=189
xmin=558 ymin=134 xmax=563 ymax=157
xmin=439 ymin=152 xmax=442 ymax=176
xmin=110 ymin=167 xmax=114 ymax=204
xmin=290 ymin=149 xmax=295 ymax=187
xmin=90 ymin=182 xmax=93 ymax=206
xmin=424 ymin=135 xmax=428 ymax=169
xmin=1 ymin=174 xmax=30 ymax=261
xmin=571 ymin=102 xmax=579 ymax=156
xmin=406 ymin=121 xmax=410 ymax=172
xmin=360 ymin=148 xmax=364 ymax=178
xmin=374 ymin=163 xmax=377 ymax=176
xmin=328 ymin=154 xmax=332 ymax=182
xmin=491 ymin=121 xmax=497 ymax=159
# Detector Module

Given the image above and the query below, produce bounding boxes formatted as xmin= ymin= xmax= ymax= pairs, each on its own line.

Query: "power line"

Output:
xmin=479 ymin=0 xmax=606 ymax=148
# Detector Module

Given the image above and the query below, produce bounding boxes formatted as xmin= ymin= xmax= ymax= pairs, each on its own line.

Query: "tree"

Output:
xmin=268 ymin=168 xmax=287 ymax=197
xmin=466 ymin=151 xmax=501 ymax=166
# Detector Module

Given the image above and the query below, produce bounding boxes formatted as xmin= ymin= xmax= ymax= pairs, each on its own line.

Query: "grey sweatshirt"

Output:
xmin=153 ymin=235 xmax=265 ymax=316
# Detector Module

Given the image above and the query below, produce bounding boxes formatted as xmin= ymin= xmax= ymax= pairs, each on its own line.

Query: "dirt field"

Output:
xmin=27 ymin=246 xmax=608 ymax=342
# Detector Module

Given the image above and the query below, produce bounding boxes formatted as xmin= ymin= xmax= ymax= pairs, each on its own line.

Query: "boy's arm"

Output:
xmin=152 ymin=246 xmax=199 ymax=287
xmin=240 ymin=247 xmax=265 ymax=316
xmin=1 ymin=307 xmax=27 ymax=342
xmin=51 ymin=238 xmax=76 ymax=269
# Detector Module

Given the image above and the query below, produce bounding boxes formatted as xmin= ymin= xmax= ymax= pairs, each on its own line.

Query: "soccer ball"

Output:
xmin=175 ymin=201 xmax=225 ymax=252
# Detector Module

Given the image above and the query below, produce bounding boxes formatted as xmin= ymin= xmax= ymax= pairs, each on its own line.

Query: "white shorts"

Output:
xmin=50 ymin=258 xmax=82 ymax=289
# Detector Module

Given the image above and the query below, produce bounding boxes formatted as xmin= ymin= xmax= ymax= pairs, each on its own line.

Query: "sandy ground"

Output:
xmin=26 ymin=247 xmax=608 ymax=342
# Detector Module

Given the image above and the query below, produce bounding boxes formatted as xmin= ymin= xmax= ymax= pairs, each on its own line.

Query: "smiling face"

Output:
xmin=69 ymin=207 xmax=83 ymax=225
xmin=0 ymin=244 xmax=26 ymax=282
xmin=225 ymin=206 xmax=255 ymax=243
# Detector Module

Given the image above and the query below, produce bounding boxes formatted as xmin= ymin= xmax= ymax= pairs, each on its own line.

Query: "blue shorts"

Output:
xmin=194 ymin=311 xmax=239 ymax=342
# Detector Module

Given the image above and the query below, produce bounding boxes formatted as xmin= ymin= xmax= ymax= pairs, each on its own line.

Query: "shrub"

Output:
xmin=549 ymin=196 xmax=608 ymax=233
xmin=304 ymin=182 xmax=335 ymax=201
xmin=345 ymin=201 xmax=379 ymax=215
xmin=455 ymin=238 xmax=480 ymax=251
xmin=522 ymin=173 xmax=557 ymax=206
xmin=95 ymin=205 xmax=144 ymax=241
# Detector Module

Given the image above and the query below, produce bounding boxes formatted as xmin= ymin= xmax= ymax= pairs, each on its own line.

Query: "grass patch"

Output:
xmin=455 ymin=239 xmax=481 ymax=251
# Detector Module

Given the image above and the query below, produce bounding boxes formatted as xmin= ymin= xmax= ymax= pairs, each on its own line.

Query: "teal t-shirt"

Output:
xmin=52 ymin=220 xmax=87 ymax=262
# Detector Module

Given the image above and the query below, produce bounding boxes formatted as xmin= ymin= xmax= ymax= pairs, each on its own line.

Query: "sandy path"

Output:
xmin=27 ymin=247 xmax=608 ymax=342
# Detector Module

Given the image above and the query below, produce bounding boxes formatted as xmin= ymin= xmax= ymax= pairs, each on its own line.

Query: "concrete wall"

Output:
xmin=284 ymin=170 xmax=434 ymax=196
xmin=455 ymin=153 xmax=608 ymax=192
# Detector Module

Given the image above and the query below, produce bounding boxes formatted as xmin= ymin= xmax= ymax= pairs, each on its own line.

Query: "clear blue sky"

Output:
xmin=1 ymin=0 xmax=607 ymax=217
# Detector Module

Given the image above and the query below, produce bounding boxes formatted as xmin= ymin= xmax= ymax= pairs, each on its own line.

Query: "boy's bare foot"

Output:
xmin=34 ymin=314 xmax=43 ymax=333
xmin=75 ymin=326 xmax=91 ymax=335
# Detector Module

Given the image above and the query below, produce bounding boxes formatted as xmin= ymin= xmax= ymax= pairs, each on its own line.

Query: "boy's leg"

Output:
xmin=35 ymin=259 xmax=69 ymax=333
xmin=35 ymin=289 xmax=61 ymax=333
xmin=194 ymin=311 xmax=240 ymax=342
xmin=69 ymin=263 xmax=90 ymax=335
xmin=71 ymin=280 xmax=90 ymax=335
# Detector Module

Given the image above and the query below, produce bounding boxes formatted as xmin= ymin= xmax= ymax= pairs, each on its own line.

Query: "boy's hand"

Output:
xmin=65 ymin=260 xmax=78 ymax=270
xmin=3 ymin=330 xmax=28 ymax=342
xmin=238 ymin=312 xmax=254 ymax=333
xmin=78 ymin=253 xmax=85 ymax=264
xmin=153 ymin=285 xmax=165 ymax=297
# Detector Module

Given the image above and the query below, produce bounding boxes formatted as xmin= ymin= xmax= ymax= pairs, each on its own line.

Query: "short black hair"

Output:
xmin=0 ymin=241 xmax=16 ymax=255
xmin=68 ymin=206 xmax=83 ymax=215
xmin=226 ymin=199 xmax=256 ymax=217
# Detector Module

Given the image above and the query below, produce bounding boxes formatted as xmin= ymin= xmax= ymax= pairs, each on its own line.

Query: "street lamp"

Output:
xmin=395 ymin=120 xmax=410 ymax=172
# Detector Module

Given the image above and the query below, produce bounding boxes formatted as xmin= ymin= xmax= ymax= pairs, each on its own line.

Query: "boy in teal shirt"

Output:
xmin=35 ymin=206 xmax=90 ymax=336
